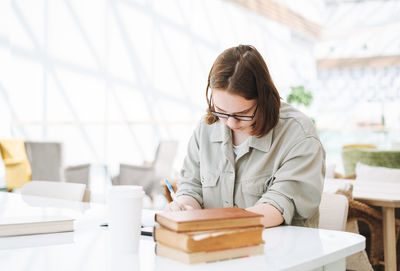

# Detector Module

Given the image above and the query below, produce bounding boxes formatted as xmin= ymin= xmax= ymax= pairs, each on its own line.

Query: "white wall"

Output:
xmin=0 ymin=0 xmax=317 ymax=180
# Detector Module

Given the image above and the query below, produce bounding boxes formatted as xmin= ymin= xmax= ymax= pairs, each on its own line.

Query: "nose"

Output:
xmin=226 ymin=116 xmax=240 ymax=129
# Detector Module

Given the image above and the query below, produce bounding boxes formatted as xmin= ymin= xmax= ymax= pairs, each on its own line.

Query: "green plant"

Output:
xmin=287 ymin=86 xmax=313 ymax=107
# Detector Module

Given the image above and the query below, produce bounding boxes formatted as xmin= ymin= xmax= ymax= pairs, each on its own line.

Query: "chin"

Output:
xmin=231 ymin=127 xmax=244 ymax=131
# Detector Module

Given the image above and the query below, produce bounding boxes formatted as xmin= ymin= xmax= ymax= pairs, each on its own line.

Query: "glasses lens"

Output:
xmin=211 ymin=111 xmax=228 ymax=119
xmin=211 ymin=111 xmax=254 ymax=121
xmin=234 ymin=116 xmax=253 ymax=121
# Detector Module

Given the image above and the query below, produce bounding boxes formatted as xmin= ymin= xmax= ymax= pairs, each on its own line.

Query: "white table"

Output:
xmin=0 ymin=190 xmax=106 ymax=230
xmin=0 ymin=192 xmax=365 ymax=271
xmin=325 ymin=178 xmax=400 ymax=271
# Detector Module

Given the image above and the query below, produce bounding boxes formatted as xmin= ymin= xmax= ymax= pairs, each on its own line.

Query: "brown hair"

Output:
xmin=205 ymin=45 xmax=281 ymax=137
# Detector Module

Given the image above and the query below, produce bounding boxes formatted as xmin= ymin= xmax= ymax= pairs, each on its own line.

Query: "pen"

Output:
xmin=100 ymin=223 xmax=153 ymax=236
xmin=164 ymin=179 xmax=176 ymax=201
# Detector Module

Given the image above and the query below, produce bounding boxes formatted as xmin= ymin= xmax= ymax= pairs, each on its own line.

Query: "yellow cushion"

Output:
xmin=0 ymin=139 xmax=31 ymax=189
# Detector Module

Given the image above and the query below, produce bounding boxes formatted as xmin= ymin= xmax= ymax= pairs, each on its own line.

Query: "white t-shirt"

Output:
xmin=233 ymin=138 xmax=249 ymax=159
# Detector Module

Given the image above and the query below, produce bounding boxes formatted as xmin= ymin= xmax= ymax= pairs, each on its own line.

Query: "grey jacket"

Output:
xmin=176 ymin=102 xmax=325 ymax=227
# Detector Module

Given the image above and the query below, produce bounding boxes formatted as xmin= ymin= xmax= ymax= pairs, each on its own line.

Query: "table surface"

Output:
xmin=0 ymin=192 xmax=365 ymax=271
xmin=324 ymin=178 xmax=400 ymax=207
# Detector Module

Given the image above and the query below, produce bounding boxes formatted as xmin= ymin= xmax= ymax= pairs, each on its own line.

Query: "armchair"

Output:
xmin=25 ymin=141 xmax=63 ymax=181
xmin=342 ymin=148 xmax=400 ymax=175
xmin=0 ymin=139 xmax=32 ymax=190
xmin=25 ymin=141 xmax=91 ymax=181
xmin=112 ymin=140 xmax=178 ymax=197
xmin=25 ymin=141 xmax=91 ymax=200
xmin=339 ymin=148 xmax=400 ymax=270
xmin=64 ymin=163 xmax=91 ymax=202
xmin=336 ymin=186 xmax=400 ymax=270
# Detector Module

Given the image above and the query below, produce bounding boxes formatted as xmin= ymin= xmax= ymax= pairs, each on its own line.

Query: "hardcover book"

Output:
xmin=154 ymin=225 xmax=264 ymax=252
xmin=0 ymin=216 xmax=74 ymax=237
xmin=156 ymin=243 xmax=264 ymax=264
xmin=155 ymin=207 xmax=263 ymax=232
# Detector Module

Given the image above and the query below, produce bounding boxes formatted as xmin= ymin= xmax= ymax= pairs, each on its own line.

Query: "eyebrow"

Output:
xmin=214 ymin=105 xmax=253 ymax=115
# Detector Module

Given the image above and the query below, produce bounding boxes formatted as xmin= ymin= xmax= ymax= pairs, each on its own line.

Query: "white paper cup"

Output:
xmin=107 ymin=251 xmax=140 ymax=271
xmin=107 ymin=185 xmax=144 ymax=253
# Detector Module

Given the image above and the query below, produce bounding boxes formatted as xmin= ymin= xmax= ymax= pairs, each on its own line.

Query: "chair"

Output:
xmin=333 ymin=185 xmax=400 ymax=270
xmin=319 ymin=191 xmax=374 ymax=270
xmin=342 ymin=148 xmax=400 ymax=175
xmin=25 ymin=141 xmax=63 ymax=181
xmin=318 ymin=193 xmax=349 ymax=231
xmin=341 ymin=147 xmax=400 ymax=268
xmin=25 ymin=141 xmax=91 ymax=197
xmin=349 ymin=198 xmax=400 ymax=269
xmin=64 ymin=163 xmax=91 ymax=185
xmin=112 ymin=141 xmax=178 ymax=196
xmin=323 ymin=185 xmax=374 ymax=271
xmin=0 ymin=139 xmax=32 ymax=190
xmin=21 ymin=180 xmax=86 ymax=202
xmin=64 ymin=163 xmax=91 ymax=202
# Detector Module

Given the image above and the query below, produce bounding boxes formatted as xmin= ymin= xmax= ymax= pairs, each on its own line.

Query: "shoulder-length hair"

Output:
xmin=205 ymin=45 xmax=281 ymax=137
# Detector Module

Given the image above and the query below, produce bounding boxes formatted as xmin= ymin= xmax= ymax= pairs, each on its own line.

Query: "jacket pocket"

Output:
xmin=200 ymin=171 xmax=219 ymax=187
xmin=201 ymin=171 xmax=220 ymax=208
xmin=242 ymin=175 xmax=270 ymax=197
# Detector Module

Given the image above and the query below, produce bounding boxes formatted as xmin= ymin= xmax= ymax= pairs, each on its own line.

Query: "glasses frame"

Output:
xmin=208 ymin=94 xmax=258 ymax=121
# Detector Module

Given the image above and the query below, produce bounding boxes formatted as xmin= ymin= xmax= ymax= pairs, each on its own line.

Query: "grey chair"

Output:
xmin=64 ymin=163 xmax=91 ymax=187
xmin=25 ymin=141 xmax=91 ymax=201
xmin=25 ymin=141 xmax=63 ymax=181
xmin=65 ymin=163 xmax=91 ymax=202
xmin=112 ymin=141 xmax=178 ymax=196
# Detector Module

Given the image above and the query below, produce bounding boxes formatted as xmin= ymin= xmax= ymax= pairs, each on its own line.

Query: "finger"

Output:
xmin=169 ymin=201 xmax=182 ymax=211
xmin=184 ymin=205 xmax=194 ymax=210
xmin=174 ymin=201 xmax=187 ymax=211
xmin=164 ymin=204 xmax=172 ymax=211
xmin=164 ymin=202 xmax=177 ymax=212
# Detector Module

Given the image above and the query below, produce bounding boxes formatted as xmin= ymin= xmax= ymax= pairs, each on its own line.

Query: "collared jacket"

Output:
xmin=175 ymin=102 xmax=325 ymax=227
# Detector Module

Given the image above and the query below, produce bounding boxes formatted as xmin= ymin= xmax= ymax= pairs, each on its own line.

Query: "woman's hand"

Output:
xmin=164 ymin=200 xmax=194 ymax=211
xmin=163 ymin=195 xmax=201 ymax=212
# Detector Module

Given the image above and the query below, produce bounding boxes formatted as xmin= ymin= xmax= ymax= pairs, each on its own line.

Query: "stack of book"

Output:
xmin=154 ymin=207 xmax=264 ymax=264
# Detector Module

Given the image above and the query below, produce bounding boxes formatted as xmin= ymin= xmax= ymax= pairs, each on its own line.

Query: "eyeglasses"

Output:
xmin=208 ymin=95 xmax=258 ymax=121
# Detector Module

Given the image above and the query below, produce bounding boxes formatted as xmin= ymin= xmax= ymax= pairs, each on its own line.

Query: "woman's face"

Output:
xmin=211 ymin=89 xmax=257 ymax=134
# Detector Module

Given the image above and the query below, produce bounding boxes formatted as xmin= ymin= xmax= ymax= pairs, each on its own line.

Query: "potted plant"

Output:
xmin=286 ymin=86 xmax=314 ymax=124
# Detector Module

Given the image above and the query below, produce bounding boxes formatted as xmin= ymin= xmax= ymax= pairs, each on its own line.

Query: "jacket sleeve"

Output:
xmin=175 ymin=123 xmax=204 ymax=206
xmin=257 ymin=136 xmax=325 ymax=225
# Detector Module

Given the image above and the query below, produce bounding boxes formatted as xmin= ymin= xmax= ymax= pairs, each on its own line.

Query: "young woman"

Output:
xmin=166 ymin=45 xmax=325 ymax=228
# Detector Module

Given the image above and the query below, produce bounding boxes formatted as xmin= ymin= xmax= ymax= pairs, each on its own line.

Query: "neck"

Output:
xmin=232 ymin=130 xmax=250 ymax=146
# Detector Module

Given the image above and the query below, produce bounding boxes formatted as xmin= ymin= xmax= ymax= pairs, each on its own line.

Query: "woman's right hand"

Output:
xmin=164 ymin=200 xmax=194 ymax=212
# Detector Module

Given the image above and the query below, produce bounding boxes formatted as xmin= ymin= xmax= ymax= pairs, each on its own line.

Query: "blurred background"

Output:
xmin=1 ymin=0 xmax=399 ymax=202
